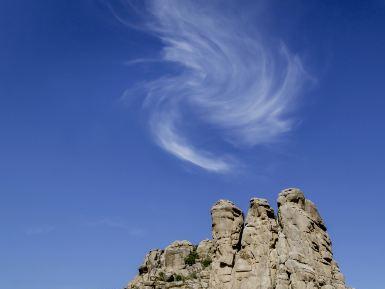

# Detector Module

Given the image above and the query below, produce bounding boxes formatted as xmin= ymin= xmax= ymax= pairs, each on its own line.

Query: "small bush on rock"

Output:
xmin=184 ymin=249 xmax=199 ymax=266
xmin=202 ymin=257 xmax=212 ymax=268
xmin=158 ymin=271 xmax=166 ymax=281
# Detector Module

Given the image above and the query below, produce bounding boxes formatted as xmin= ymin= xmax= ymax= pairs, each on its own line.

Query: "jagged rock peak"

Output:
xmin=277 ymin=187 xmax=306 ymax=207
xmin=126 ymin=188 xmax=350 ymax=289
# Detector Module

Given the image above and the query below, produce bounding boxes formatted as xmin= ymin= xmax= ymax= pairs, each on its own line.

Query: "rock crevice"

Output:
xmin=126 ymin=188 xmax=350 ymax=289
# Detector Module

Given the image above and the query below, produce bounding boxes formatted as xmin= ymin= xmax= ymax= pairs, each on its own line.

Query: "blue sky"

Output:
xmin=0 ymin=0 xmax=384 ymax=289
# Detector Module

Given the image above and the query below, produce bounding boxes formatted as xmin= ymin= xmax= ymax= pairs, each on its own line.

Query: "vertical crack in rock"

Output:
xmin=126 ymin=188 xmax=351 ymax=289
xmin=232 ymin=198 xmax=279 ymax=289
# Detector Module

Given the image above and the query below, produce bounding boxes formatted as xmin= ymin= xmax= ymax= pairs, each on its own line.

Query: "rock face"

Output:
xmin=126 ymin=188 xmax=350 ymax=289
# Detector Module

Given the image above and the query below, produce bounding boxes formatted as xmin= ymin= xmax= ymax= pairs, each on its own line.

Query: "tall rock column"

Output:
xmin=231 ymin=198 xmax=279 ymax=289
xmin=210 ymin=200 xmax=244 ymax=289
xmin=276 ymin=188 xmax=347 ymax=289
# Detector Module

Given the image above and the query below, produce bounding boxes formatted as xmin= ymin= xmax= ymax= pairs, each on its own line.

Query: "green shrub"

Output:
xmin=184 ymin=249 xmax=199 ymax=266
xmin=174 ymin=274 xmax=183 ymax=282
xmin=158 ymin=271 xmax=166 ymax=281
xmin=202 ymin=257 xmax=212 ymax=268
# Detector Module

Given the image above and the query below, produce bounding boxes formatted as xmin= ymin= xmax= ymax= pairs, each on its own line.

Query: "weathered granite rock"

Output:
xmin=276 ymin=188 xmax=346 ymax=289
xmin=210 ymin=200 xmax=244 ymax=289
xmin=126 ymin=188 xmax=350 ymax=289
xmin=164 ymin=241 xmax=194 ymax=271
xmin=231 ymin=198 xmax=278 ymax=289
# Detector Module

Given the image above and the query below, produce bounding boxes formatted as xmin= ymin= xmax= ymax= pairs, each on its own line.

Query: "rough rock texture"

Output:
xmin=126 ymin=188 xmax=350 ymax=289
xmin=210 ymin=200 xmax=244 ymax=289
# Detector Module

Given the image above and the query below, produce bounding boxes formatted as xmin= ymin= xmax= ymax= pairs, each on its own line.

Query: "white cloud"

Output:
xmin=150 ymin=112 xmax=231 ymax=172
xmin=123 ymin=0 xmax=309 ymax=172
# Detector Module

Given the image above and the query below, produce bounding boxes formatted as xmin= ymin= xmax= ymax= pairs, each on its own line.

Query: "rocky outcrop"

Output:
xmin=231 ymin=198 xmax=279 ymax=289
xmin=126 ymin=188 xmax=350 ymax=289
xmin=275 ymin=189 xmax=346 ymax=289
xmin=210 ymin=200 xmax=244 ymax=289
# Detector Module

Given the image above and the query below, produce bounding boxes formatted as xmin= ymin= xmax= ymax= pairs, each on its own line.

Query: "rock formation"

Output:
xmin=126 ymin=188 xmax=350 ymax=289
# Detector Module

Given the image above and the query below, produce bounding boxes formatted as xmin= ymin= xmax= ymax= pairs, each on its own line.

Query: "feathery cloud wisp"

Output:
xmin=124 ymin=1 xmax=309 ymax=172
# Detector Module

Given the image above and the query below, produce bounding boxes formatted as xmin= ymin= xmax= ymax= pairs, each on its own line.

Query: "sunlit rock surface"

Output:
xmin=126 ymin=188 xmax=350 ymax=289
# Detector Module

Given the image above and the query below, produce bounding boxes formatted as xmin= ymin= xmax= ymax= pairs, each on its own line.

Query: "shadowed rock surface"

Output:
xmin=126 ymin=188 xmax=350 ymax=289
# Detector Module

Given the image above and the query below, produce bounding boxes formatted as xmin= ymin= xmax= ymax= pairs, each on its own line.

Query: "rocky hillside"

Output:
xmin=126 ymin=188 xmax=349 ymax=289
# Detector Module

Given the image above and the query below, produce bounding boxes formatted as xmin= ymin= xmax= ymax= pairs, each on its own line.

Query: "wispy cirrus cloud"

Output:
xmin=119 ymin=0 xmax=310 ymax=172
